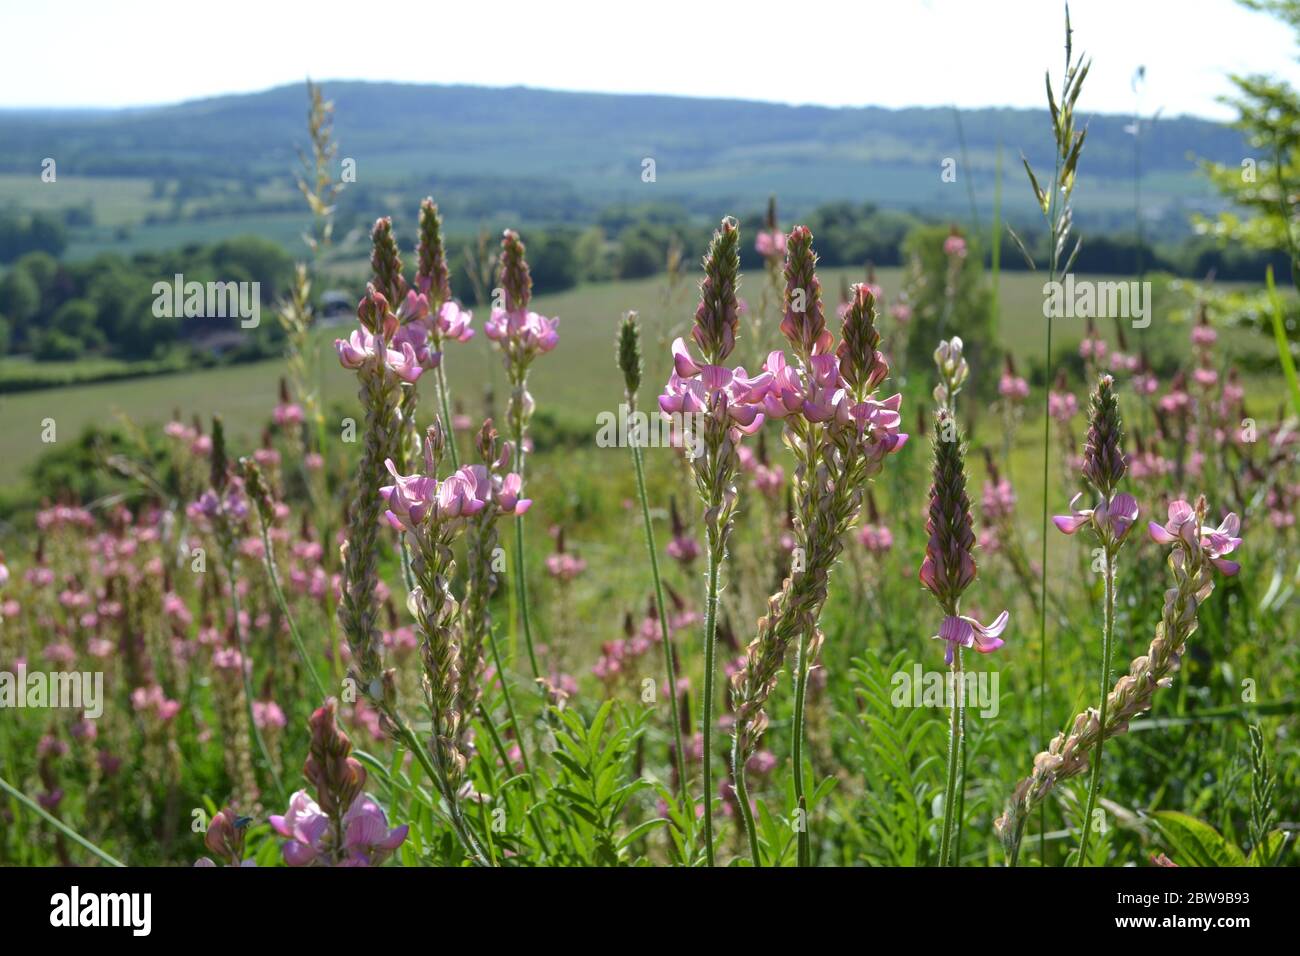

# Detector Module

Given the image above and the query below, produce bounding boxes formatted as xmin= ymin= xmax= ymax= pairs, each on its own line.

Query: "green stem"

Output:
xmin=1037 ymin=312 xmax=1053 ymax=864
xmin=484 ymin=622 xmax=557 ymax=859
xmin=792 ymin=626 xmax=812 ymax=867
xmin=954 ymin=681 xmax=967 ymax=865
xmin=630 ymin=439 xmax=691 ymax=839
xmin=0 ymin=774 xmax=125 ymax=867
xmin=253 ymin=509 xmax=328 ymax=703
xmin=434 ymin=358 xmax=460 ymax=470
xmin=394 ymin=718 xmax=490 ymax=866
xmin=1077 ymin=547 xmax=1116 ymax=865
xmin=701 ymin=535 xmax=721 ymax=867
xmin=511 ymin=409 xmax=543 ymax=689
xmin=224 ymin=555 xmax=285 ymax=802
xmin=731 ymin=737 xmax=762 ymax=866
xmin=1008 ymin=816 xmax=1027 ymax=867
xmin=939 ymin=648 xmax=964 ymax=866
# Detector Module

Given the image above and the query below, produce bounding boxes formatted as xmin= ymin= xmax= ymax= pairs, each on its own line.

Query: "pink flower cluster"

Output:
xmin=982 ymin=477 xmax=1017 ymax=522
xmin=1048 ymin=389 xmax=1079 ymax=422
xmin=381 ymin=455 xmax=530 ymax=538
xmin=130 ymin=684 xmax=181 ymax=722
xmin=271 ymin=790 xmax=408 ymax=867
xmin=660 ymin=339 xmax=767 ymax=436
xmin=1054 ymin=492 xmax=1140 ymax=544
xmin=755 ymin=229 xmax=787 ymax=259
xmin=485 ymin=308 xmax=559 ymax=365
xmin=1149 ymin=500 xmax=1242 ymax=575
xmin=336 ymin=328 xmax=425 ymax=383
xmin=857 ymin=523 xmax=893 ymax=554
xmin=999 ymin=371 xmax=1029 ymax=402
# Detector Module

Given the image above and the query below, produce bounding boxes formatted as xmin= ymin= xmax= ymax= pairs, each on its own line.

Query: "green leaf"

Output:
xmin=616 ymin=818 xmax=669 ymax=851
xmin=1151 ymin=811 xmax=1247 ymax=867
xmin=1022 ymin=155 xmax=1048 ymax=215
xmin=1005 ymin=223 xmax=1037 ymax=271
xmin=1248 ymin=830 xmax=1292 ymax=866
xmin=550 ymin=750 xmax=591 ymax=780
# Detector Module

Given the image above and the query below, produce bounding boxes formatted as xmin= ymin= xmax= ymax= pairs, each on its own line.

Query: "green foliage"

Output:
xmin=0 ymin=265 xmax=39 ymax=332
xmin=1198 ymin=0 xmax=1300 ymax=287
xmin=901 ymin=225 xmax=996 ymax=398
xmin=540 ymin=702 xmax=665 ymax=865
xmin=841 ymin=651 xmax=944 ymax=866
xmin=0 ymin=210 xmax=67 ymax=262
xmin=33 ymin=329 xmax=81 ymax=361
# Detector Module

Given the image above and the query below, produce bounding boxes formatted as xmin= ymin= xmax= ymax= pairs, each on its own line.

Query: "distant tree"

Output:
xmin=901 ymin=224 xmax=995 ymax=400
xmin=617 ymin=229 xmax=663 ymax=279
xmin=0 ymin=268 xmax=39 ymax=345
xmin=33 ymin=329 xmax=82 ymax=362
xmin=574 ymin=226 xmax=616 ymax=283
xmin=51 ymin=298 xmax=103 ymax=350
xmin=0 ymin=315 xmax=10 ymax=356
xmin=527 ymin=229 xmax=579 ymax=293
xmin=15 ymin=251 xmax=60 ymax=296
xmin=206 ymin=236 xmax=294 ymax=301
xmin=1199 ymin=0 xmax=1300 ymax=287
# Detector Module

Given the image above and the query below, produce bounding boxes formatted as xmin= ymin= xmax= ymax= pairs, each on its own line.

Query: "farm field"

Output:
xmin=1 ymin=266 xmax=1277 ymax=487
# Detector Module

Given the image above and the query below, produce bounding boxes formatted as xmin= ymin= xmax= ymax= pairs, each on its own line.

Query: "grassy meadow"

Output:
xmin=1 ymin=1 xmax=1297 ymax=880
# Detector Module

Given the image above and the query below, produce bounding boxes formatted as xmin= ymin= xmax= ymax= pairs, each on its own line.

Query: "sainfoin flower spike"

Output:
xmin=664 ymin=215 xmax=772 ymax=866
xmin=996 ymin=497 xmax=1244 ymax=864
xmin=1052 ymin=373 xmax=1139 ymax=864
xmin=918 ymin=409 xmax=1006 ymax=867
xmin=1053 ymin=375 xmax=1138 ymax=548
xmin=919 ymin=411 xmax=1009 ymax=662
xmin=727 ymin=229 xmax=906 ymax=865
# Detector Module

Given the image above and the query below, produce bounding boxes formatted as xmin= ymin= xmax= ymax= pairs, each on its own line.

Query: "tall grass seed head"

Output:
xmin=618 ymin=310 xmax=643 ymax=399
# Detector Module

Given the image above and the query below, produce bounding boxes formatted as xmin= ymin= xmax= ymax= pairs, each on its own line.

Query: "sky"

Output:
xmin=3 ymin=0 xmax=1297 ymax=118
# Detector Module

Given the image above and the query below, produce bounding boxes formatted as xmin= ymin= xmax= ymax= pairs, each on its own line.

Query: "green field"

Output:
xmin=0 ymin=266 xmax=1277 ymax=492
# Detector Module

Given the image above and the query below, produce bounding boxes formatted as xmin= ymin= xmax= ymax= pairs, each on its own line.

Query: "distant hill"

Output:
xmin=0 ymin=82 xmax=1248 ymax=248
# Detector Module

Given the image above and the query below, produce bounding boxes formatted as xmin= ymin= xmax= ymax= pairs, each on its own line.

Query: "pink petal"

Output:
xmin=671 ymin=338 xmax=701 ymax=377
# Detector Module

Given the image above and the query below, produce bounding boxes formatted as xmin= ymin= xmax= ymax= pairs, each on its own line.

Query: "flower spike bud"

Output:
xmin=423 ymin=421 xmax=446 ymax=477
xmin=692 ymin=217 xmax=742 ymax=364
xmin=203 ymin=807 xmax=247 ymax=865
xmin=919 ymin=409 xmax=976 ymax=613
xmin=370 ymin=217 xmax=407 ymax=307
xmin=356 ymin=283 xmax=392 ymax=339
xmin=475 ymin=418 xmax=501 ymax=466
xmin=416 ymin=198 xmax=451 ymax=308
xmin=1083 ymin=374 xmax=1126 ymax=497
xmin=499 ymin=229 xmax=532 ymax=312
xmin=238 ymin=456 xmax=275 ymax=525
xmin=779 ymin=225 xmax=830 ymax=360
xmin=210 ymin=415 xmax=228 ymax=493
xmin=837 ymin=282 xmax=888 ymax=396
